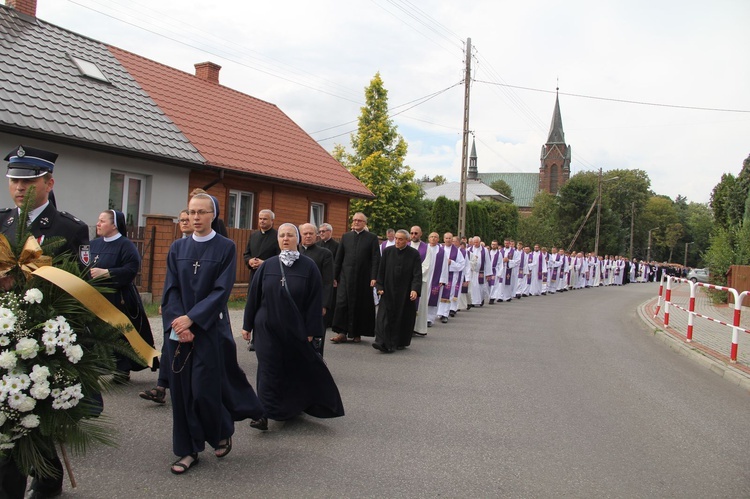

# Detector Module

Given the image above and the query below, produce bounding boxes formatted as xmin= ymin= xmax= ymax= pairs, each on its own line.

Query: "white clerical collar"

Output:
xmin=103 ymin=233 xmax=123 ymax=242
xmin=410 ymin=241 xmax=420 ymax=248
xmin=22 ymin=201 xmax=49 ymax=223
xmin=192 ymin=230 xmax=216 ymax=242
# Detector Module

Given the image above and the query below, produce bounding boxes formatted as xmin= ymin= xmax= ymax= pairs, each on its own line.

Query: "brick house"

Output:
xmin=0 ymin=0 xmax=373 ymax=299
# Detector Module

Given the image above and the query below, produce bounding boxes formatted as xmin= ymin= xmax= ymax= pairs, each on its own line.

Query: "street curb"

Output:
xmin=637 ymin=299 xmax=750 ymax=394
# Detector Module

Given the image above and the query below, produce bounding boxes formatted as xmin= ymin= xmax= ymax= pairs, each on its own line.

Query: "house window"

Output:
xmin=310 ymin=202 xmax=325 ymax=228
xmin=227 ymin=190 xmax=254 ymax=229
xmin=109 ymin=172 xmax=146 ymax=227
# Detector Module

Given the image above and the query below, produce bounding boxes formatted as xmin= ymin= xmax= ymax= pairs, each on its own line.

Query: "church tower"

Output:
xmin=468 ymin=138 xmax=478 ymax=180
xmin=539 ymin=90 xmax=571 ymax=194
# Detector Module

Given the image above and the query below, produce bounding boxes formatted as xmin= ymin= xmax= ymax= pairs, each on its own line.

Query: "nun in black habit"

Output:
xmin=89 ymin=210 xmax=156 ymax=376
xmin=242 ymin=223 xmax=344 ymax=422
xmin=161 ymin=193 xmax=263 ymax=474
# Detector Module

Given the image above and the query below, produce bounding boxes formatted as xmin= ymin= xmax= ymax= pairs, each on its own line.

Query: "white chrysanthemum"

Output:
xmin=15 ymin=374 xmax=30 ymax=390
xmin=15 ymin=338 xmax=39 ymax=360
xmin=64 ymin=344 xmax=83 ymax=364
xmin=0 ymin=351 xmax=17 ymax=370
xmin=0 ymin=337 xmax=9 ymax=347
xmin=50 ymin=388 xmax=61 ymax=398
xmin=8 ymin=392 xmax=35 ymax=412
xmin=29 ymin=365 xmax=50 ymax=384
xmin=42 ymin=320 xmax=58 ymax=334
xmin=29 ymin=383 xmax=50 ymax=400
xmin=20 ymin=414 xmax=39 ymax=428
xmin=4 ymin=377 xmax=23 ymax=395
xmin=0 ymin=316 xmax=15 ymax=334
xmin=0 ymin=308 xmax=13 ymax=319
xmin=56 ymin=332 xmax=72 ymax=348
xmin=23 ymin=288 xmax=43 ymax=304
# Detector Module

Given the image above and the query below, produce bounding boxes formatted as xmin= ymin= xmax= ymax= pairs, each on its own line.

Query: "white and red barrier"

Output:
xmin=653 ymin=276 xmax=750 ymax=362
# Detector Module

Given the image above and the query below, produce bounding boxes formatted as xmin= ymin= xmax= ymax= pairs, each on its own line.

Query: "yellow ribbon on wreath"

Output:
xmin=32 ymin=266 xmax=160 ymax=368
xmin=0 ymin=235 xmax=52 ymax=278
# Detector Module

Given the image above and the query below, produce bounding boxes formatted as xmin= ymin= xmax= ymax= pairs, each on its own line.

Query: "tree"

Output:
xmin=557 ymin=172 xmax=598 ymax=250
xmin=710 ymin=173 xmax=736 ymax=229
xmin=489 ymin=179 xmax=513 ymax=202
xmin=482 ymin=200 xmax=519 ymax=241
xmin=641 ymin=196 xmax=679 ymax=261
xmin=519 ymin=191 xmax=559 ymax=247
xmin=430 ymin=196 xmax=459 ymax=236
xmin=333 ymin=73 xmax=420 ymax=237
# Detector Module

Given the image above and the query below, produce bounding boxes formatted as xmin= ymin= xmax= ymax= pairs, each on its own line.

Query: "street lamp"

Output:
xmin=684 ymin=241 xmax=694 ymax=268
xmin=646 ymin=227 xmax=659 ymax=263
xmin=594 ymin=169 xmax=619 ymax=256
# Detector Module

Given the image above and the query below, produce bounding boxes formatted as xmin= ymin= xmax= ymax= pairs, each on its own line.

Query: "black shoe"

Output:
xmin=489 ymin=299 xmax=495 ymax=304
xmin=396 ymin=346 xmax=405 ymax=350
xmin=441 ymin=316 xmax=448 ymax=324
xmin=372 ymin=342 xmax=387 ymax=353
xmin=26 ymin=486 xmax=63 ymax=498
xmin=250 ymin=417 xmax=268 ymax=431
xmin=449 ymin=311 xmax=456 ymax=317
xmin=413 ymin=331 xmax=427 ymax=337
xmin=247 ymin=340 xmax=255 ymax=352
xmin=427 ymin=321 xmax=433 ymax=328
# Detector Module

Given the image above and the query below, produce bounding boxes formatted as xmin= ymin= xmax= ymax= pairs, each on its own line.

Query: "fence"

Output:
xmin=653 ymin=273 xmax=750 ymax=363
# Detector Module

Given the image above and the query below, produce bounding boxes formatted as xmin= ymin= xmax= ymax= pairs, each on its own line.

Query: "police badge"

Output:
xmin=80 ymin=244 xmax=90 ymax=265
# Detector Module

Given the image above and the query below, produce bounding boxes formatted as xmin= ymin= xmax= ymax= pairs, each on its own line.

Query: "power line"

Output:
xmin=474 ymin=79 xmax=750 ymax=113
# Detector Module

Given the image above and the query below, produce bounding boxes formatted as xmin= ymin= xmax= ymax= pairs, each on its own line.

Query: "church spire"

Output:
xmin=546 ymin=87 xmax=565 ymax=144
xmin=468 ymin=138 xmax=478 ymax=179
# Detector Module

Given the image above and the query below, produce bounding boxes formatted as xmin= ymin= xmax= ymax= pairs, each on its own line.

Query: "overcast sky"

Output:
xmin=36 ymin=0 xmax=750 ymax=204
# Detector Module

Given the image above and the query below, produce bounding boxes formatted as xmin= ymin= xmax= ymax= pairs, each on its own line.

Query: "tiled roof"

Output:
xmin=477 ymin=172 xmax=540 ymax=208
xmin=423 ymin=181 xmax=510 ymax=202
xmin=0 ymin=7 xmax=204 ymax=164
xmin=110 ymin=47 xmax=373 ymax=198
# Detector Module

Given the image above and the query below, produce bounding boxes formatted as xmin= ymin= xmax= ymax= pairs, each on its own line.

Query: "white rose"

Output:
xmin=15 ymin=338 xmax=39 ymax=359
xmin=64 ymin=344 xmax=83 ymax=364
xmin=19 ymin=414 xmax=39 ymax=428
xmin=0 ymin=351 xmax=17 ymax=370
xmin=29 ymin=383 xmax=50 ymax=400
xmin=23 ymin=289 xmax=43 ymax=304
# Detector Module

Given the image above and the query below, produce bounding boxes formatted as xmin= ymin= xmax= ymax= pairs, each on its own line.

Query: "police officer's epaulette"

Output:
xmin=59 ymin=211 xmax=87 ymax=225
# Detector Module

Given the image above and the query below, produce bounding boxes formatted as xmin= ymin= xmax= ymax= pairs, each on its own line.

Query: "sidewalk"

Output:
xmin=640 ymin=280 xmax=750 ymax=391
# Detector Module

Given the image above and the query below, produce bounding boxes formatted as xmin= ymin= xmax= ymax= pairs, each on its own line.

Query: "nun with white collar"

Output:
xmin=90 ymin=209 xmax=155 ymax=378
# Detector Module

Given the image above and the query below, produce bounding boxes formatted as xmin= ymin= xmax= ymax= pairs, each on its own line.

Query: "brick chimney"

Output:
xmin=6 ymin=0 xmax=37 ymax=17
xmin=194 ymin=62 xmax=221 ymax=84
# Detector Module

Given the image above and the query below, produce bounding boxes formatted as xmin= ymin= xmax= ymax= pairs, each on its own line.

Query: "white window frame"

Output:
xmin=310 ymin=202 xmax=325 ymax=228
xmin=227 ymin=190 xmax=255 ymax=229
xmin=109 ymin=171 xmax=147 ymax=227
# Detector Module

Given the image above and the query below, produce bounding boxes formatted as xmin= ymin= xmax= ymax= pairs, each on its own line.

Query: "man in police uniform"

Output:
xmin=0 ymin=145 xmax=89 ymax=498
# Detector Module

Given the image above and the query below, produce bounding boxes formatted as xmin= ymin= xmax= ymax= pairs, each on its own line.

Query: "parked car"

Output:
xmin=687 ymin=268 xmax=709 ymax=283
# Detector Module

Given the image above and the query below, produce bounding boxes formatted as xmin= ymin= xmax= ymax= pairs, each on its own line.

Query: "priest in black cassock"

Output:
xmin=162 ymin=193 xmax=263 ymax=475
xmin=373 ymin=229 xmax=422 ymax=353
xmin=316 ymin=222 xmax=338 ymax=328
xmin=298 ymin=223 xmax=333 ymax=356
xmin=242 ymin=223 xmax=344 ymax=422
xmin=90 ymin=209 xmax=156 ymax=378
xmin=330 ymin=213 xmax=380 ymax=344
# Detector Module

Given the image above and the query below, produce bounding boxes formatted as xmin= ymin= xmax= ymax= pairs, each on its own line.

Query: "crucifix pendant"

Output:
xmin=193 ymin=261 xmax=201 ymax=274
xmin=280 ymin=276 xmax=286 ymax=286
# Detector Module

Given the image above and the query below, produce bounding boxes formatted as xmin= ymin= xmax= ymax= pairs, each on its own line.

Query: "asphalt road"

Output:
xmin=63 ymin=283 xmax=750 ymax=498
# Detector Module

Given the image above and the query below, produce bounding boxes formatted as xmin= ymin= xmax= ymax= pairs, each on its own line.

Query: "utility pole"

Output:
xmin=629 ymin=201 xmax=634 ymax=259
xmin=457 ymin=37 xmax=471 ymax=240
xmin=594 ymin=168 xmax=602 ymax=255
xmin=647 ymin=227 xmax=659 ymax=263
xmin=684 ymin=241 xmax=694 ymax=268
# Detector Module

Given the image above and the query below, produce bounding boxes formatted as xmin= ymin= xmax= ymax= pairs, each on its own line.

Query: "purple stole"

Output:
xmin=458 ymin=247 xmax=468 ymax=295
xmin=488 ymin=250 xmax=500 ymax=286
xmin=567 ymin=257 xmax=572 ymax=285
xmin=416 ymin=241 xmax=427 ymax=262
xmin=428 ymin=246 xmax=445 ymax=307
xmin=517 ymin=251 xmax=525 ymax=278
xmin=380 ymin=240 xmax=388 ymax=253
xmin=442 ymin=245 xmax=458 ymax=302
xmin=527 ymin=253 xmax=533 ymax=284
xmin=471 ymin=247 xmax=486 ymax=284
xmin=504 ymin=248 xmax=514 ymax=284
xmin=551 ymin=254 xmax=561 ymax=282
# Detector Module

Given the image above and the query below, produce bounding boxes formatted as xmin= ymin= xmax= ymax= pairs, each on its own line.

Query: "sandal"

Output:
xmin=139 ymin=386 xmax=166 ymax=404
xmin=214 ymin=437 xmax=232 ymax=458
xmin=170 ymin=454 xmax=199 ymax=475
xmin=250 ymin=417 xmax=268 ymax=431
xmin=330 ymin=334 xmax=347 ymax=344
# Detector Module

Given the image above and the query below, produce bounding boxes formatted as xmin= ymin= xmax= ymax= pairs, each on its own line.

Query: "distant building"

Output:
xmin=477 ymin=91 xmax=571 ymax=213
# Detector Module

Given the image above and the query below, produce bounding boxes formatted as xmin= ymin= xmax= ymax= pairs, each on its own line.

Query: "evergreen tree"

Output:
xmin=333 ymin=73 xmax=420 ymax=237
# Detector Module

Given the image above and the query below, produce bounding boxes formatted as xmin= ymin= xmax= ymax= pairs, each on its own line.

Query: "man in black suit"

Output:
xmin=317 ymin=223 xmax=338 ymax=328
xmin=299 ymin=223 xmax=333 ymax=356
xmin=242 ymin=209 xmax=280 ymax=350
xmin=0 ymin=145 xmax=90 ymax=498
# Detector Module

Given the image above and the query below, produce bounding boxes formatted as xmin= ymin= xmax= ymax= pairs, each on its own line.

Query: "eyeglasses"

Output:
xmin=410 ymin=232 xmax=419 ymax=235
xmin=178 ymin=219 xmax=190 ymax=224
xmin=188 ymin=210 xmax=214 ymax=216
